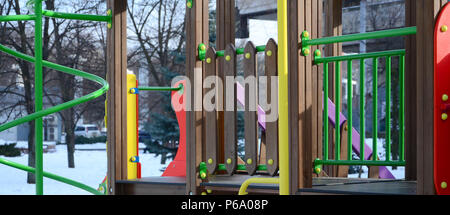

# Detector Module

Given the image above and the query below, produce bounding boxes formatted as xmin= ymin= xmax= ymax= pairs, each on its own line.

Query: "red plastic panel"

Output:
xmin=162 ymin=80 xmax=186 ymax=177
xmin=434 ymin=3 xmax=450 ymax=195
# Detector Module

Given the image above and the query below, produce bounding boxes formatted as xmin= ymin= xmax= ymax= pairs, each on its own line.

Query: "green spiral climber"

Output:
xmin=0 ymin=0 xmax=111 ymax=195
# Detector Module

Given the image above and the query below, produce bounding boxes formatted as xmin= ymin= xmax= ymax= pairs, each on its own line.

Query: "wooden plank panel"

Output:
xmin=224 ymin=44 xmax=237 ymax=176
xmin=205 ymin=47 xmax=218 ymax=174
xmin=244 ymin=41 xmax=258 ymax=176
xmin=264 ymin=39 xmax=279 ymax=176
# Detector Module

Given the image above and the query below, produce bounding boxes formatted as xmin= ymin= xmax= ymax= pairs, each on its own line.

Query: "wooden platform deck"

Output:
xmin=202 ymin=175 xmax=417 ymax=195
xmin=115 ymin=175 xmax=417 ymax=195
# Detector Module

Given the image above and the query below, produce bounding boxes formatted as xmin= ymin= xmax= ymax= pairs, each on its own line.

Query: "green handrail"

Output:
xmin=0 ymin=0 xmax=111 ymax=195
xmin=310 ymin=27 xmax=412 ymax=172
xmin=302 ymin=26 xmax=416 ymax=47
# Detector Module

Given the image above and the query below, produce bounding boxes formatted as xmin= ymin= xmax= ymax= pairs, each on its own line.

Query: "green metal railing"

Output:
xmin=198 ymin=162 xmax=268 ymax=179
xmin=197 ymin=43 xmax=267 ymax=61
xmin=0 ymin=0 xmax=111 ymax=195
xmin=301 ymin=27 xmax=413 ymax=171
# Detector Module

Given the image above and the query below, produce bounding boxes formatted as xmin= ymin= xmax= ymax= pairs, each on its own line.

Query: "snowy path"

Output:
xmin=0 ymin=144 xmax=169 ymax=195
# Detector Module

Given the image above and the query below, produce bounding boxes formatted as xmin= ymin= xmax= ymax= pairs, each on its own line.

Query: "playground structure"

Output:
xmin=0 ymin=0 xmax=450 ymax=195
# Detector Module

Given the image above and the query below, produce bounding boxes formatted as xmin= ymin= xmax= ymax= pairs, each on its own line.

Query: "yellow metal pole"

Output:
xmin=277 ymin=0 xmax=289 ymax=195
xmin=126 ymin=74 xmax=138 ymax=179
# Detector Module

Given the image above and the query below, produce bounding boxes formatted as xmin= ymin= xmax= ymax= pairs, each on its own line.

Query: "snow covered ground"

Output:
xmin=0 ymin=143 xmax=169 ymax=195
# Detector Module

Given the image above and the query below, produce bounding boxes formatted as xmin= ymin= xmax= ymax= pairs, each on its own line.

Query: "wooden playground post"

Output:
xmin=186 ymin=0 xmax=209 ymax=195
xmin=106 ymin=0 xmax=128 ymax=195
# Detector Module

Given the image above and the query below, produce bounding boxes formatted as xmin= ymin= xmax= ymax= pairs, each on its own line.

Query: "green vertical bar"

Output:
xmin=360 ymin=59 xmax=365 ymax=161
xmin=399 ymin=55 xmax=405 ymax=161
xmin=335 ymin=61 xmax=341 ymax=160
xmin=372 ymin=57 xmax=378 ymax=161
xmin=34 ymin=0 xmax=44 ymax=195
xmin=347 ymin=60 xmax=352 ymax=161
xmin=386 ymin=57 xmax=391 ymax=161
xmin=324 ymin=63 xmax=329 ymax=161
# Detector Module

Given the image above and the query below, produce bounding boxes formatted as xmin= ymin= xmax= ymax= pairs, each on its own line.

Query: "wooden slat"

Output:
xmin=414 ymin=0 xmax=443 ymax=195
xmin=185 ymin=0 xmax=208 ymax=195
xmin=337 ymin=122 xmax=349 ymax=177
xmin=106 ymin=0 xmax=127 ymax=194
xmin=287 ymin=0 xmax=300 ymax=193
xmin=244 ymin=41 xmax=258 ymax=176
xmin=264 ymin=39 xmax=279 ymax=176
xmin=224 ymin=44 xmax=237 ymax=176
xmin=205 ymin=47 xmax=218 ymax=174
xmin=405 ymin=0 xmax=417 ymax=181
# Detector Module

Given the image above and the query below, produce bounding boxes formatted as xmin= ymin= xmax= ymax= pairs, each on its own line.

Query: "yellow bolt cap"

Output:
xmin=207 ymin=189 xmax=212 ymax=194
xmin=442 ymin=182 xmax=448 ymax=189
xmin=303 ymin=48 xmax=310 ymax=56
xmin=107 ymin=23 xmax=112 ymax=29
xmin=303 ymin=31 xmax=309 ymax=38
xmin=443 ymin=94 xmax=449 ymax=102
xmin=442 ymin=25 xmax=448 ymax=32
xmin=266 ymin=51 xmax=272 ymax=56
xmin=207 ymin=158 xmax=213 ymax=164
xmin=315 ymin=167 xmax=321 ymax=174
xmin=226 ymin=55 xmax=231 ymax=61
xmin=245 ymin=53 xmax=251 ymax=59
xmin=187 ymin=2 xmax=192 ymax=8
xmin=268 ymin=159 xmax=274 ymax=165
xmin=201 ymin=192 xmax=207 ymax=195
xmin=246 ymin=158 xmax=253 ymax=165
xmin=227 ymin=158 xmax=232 ymax=164
xmin=442 ymin=113 xmax=448 ymax=121
xmin=206 ymin=58 xmax=211 ymax=64
xmin=200 ymin=172 xmax=207 ymax=179
xmin=107 ymin=10 xmax=112 ymax=16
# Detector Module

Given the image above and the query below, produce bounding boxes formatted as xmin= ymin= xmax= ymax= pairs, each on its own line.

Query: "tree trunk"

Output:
xmin=27 ymin=121 xmax=36 ymax=184
xmin=66 ymin=131 xmax=75 ymax=168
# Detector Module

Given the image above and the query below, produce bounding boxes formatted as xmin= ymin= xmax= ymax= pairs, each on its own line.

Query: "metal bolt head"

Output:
xmin=200 ymin=44 xmax=206 ymax=51
xmin=226 ymin=158 xmax=232 ymax=164
xmin=443 ymin=94 xmax=449 ymax=102
xmin=315 ymin=50 xmax=321 ymax=57
xmin=266 ymin=50 xmax=272 ymax=57
xmin=200 ymin=172 xmax=207 ymax=179
xmin=268 ymin=159 xmax=274 ymax=165
xmin=246 ymin=158 xmax=253 ymax=165
xmin=303 ymin=31 xmax=309 ymax=38
xmin=442 ymin=25 xmax=448 ymax=32
xmin=207 ymin=158 xmax=213 ymax=164
xmin=315 ymin=167 xmax=321 ymax=174
xmin=130 ymin=157 xmax=136 ymax=162
xmin=442 ymin=113 xmax=448 ymax=121
xmin=303 ymin=48 xmax=310 ymax=56
xmin=442 ymin=181 xmax=448 ymax=189
xmin=226 ymin=55 xmax=231 ymax=61
xmin=130 ymin=89 xmax=135 ymax=94
xmin=245 ymin=53 xmax=251 ymax=59
xmin=206 ymin=58 xmax=211 ymax=64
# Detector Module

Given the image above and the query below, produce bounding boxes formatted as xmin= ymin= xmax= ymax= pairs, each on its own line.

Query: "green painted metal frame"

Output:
xmin=0 ymin=0 xmax=111 ymax=195
xmin=198 ymin=162 xmax=268 ymax=179
xmin=308 ymin=28 xmax=413 ymax=172
xmin=198 ymin=43 xmax=266 ymax=61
